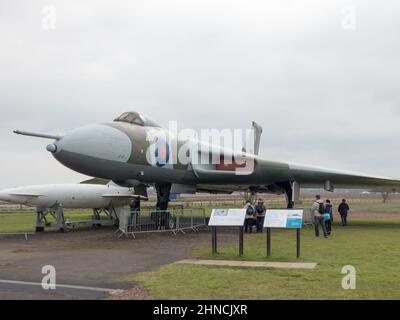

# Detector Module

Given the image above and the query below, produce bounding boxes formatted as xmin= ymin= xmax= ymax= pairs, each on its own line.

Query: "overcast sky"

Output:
xmin=0 ymin=0 xmax=399 ymax=189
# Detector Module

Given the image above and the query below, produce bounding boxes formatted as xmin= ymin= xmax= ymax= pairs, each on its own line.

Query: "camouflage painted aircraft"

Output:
xmin=14 ymin=111 xmax=400 ymax=209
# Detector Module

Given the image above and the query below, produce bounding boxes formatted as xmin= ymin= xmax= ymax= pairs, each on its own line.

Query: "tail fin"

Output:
xmin=244 ymin=122 xmax=263 ymax=155
xmin=252 ymin=121 xmax=263 ymax=155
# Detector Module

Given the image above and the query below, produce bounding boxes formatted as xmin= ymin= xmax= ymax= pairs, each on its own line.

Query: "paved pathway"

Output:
xmin=0 ymin=230 xmax=238 ymax=299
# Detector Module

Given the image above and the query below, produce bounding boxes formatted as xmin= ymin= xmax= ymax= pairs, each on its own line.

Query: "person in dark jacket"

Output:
xmin=255 ymin=200 xmax=266 ymax=233
xmin=338 ymin=199 xmax=350 ymax=226
xmin=244 ymin=202 xmax=255 ymax=233
xmin=324 ymin=199 xmax=333 ymax=235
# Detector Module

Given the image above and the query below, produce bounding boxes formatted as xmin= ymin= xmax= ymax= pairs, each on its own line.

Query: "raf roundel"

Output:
xmin=154 ymin=139 xmax=170 ymax=167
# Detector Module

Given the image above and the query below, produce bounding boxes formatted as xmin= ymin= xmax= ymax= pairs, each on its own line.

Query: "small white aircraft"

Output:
xmin=0 ymin=182 xmax=143 ymax=232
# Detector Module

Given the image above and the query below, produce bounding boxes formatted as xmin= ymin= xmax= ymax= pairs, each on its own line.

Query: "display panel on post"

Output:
xmin=209 ymin=208 xmax=247 ymax=256
xmin=263 ymin=209 xmax=303 ymax=258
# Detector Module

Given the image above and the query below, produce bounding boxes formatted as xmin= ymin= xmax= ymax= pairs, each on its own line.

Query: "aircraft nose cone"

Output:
xmin=0 ymin=190 xmax=10 ymax=202
xmin=52 ymin=124 xmax=132 ymax=165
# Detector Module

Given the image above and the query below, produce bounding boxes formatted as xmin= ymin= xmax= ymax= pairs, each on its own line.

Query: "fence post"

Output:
xmin=296 ymin=228 xmax=300 ymax=259
xmin=239 ymin=226 xmax=244 ymax=256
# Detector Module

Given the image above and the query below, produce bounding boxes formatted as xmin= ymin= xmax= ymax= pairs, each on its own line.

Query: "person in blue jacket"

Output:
xmin=324 ymin=199 xmax=333 ymax=235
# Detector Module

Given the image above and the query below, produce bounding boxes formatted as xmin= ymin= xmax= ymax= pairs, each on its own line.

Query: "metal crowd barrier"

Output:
xmin=116 ymin=207 xmax=207 ymax=238
xmin=302 ymin=208 xmax=314 ymax=225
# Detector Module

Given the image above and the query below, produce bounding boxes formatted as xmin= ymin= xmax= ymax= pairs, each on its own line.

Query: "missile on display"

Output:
xmin=0 ymin=182 xmax=145 ymax=232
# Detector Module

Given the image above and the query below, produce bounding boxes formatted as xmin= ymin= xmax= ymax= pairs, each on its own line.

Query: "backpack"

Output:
xmin=246 ymin=206 xmax=254 ymax=216
xmin=318 ymin=202 xmax=325 ymax=214
xmin=323 ymin=213 xmax=331 ymax=221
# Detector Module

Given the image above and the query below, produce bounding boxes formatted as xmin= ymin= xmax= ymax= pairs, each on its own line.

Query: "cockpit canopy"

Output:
xmin=114 ymin=112 xmax=160 ymax=127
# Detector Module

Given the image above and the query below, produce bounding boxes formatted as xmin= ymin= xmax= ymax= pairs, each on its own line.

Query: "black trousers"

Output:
xmin=340 ymin=213 xmax=348 ymax=226
xmin=245 ymin=218 xmax=253 ymax=233
xmin=256 ymin=216 xmax=265 ymax=232
xmin=325 ymin=220 xmax=332 ymax=234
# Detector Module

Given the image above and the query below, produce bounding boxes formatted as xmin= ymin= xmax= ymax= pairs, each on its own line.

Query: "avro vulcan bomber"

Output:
xmin=14 ymin=111 xmax=400 ymax=210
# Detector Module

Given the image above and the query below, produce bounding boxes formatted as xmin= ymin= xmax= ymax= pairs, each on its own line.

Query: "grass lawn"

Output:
xmin=0 ymin=212 xmax=36 ymax=233
xmin=0 ymin=209 xmax=95 ymax=233
xmin=126 ymin=220 xmax=400 ymax=300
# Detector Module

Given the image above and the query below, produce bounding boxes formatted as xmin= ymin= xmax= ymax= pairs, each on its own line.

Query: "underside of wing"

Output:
xmin=196 ymin=185 xmax=248 ymax=194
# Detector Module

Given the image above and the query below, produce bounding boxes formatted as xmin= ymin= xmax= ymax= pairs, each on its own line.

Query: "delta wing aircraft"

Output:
xmin=14 ymin=111 xmax=400 ymax=210
xmin=0 ymin=182 xmax=143 ymax=231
